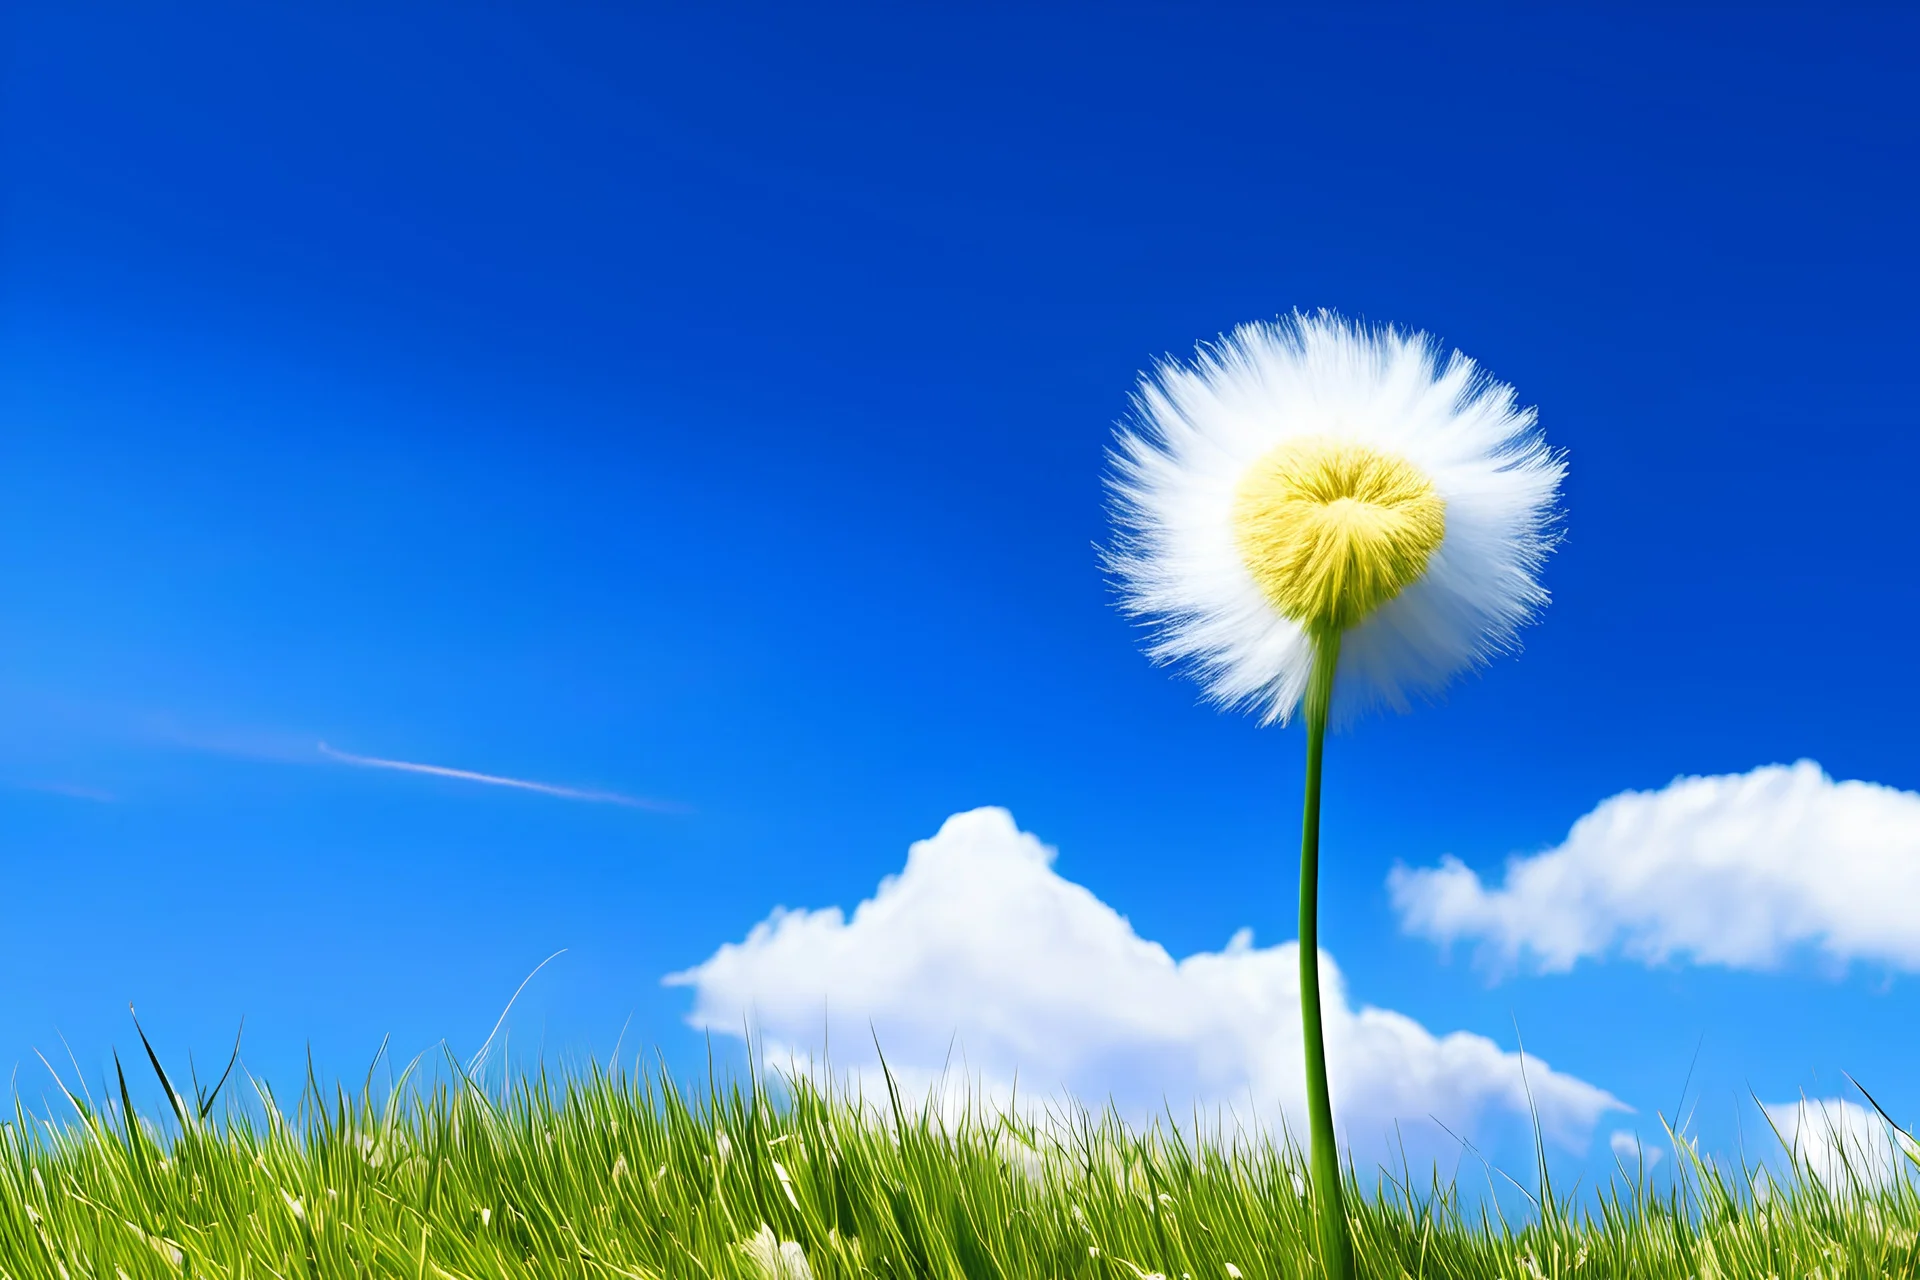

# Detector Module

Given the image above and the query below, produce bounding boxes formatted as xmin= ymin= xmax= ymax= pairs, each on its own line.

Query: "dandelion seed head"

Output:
xmin=1107 ymin=310 xmax=1563 ymax=723
xmin=1234 ymin=437 xmax=1445 ymax=633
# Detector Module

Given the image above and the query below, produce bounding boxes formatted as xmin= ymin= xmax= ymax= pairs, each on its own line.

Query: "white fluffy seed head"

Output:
xmin=1105 ymin=310 xmax=1564 ymax=724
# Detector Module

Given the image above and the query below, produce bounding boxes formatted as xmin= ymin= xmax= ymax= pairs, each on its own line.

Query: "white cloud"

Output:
xmin=667 ymin=807 xmax=1622 ymax=1158
xmin=1609 ymin=1129 xmax=1662 ymax=1169
xmin=1761 ymin=1098 xmax=1918 ymax=1190
xmin=1388 ymin=762 xmax=1920 ymax=974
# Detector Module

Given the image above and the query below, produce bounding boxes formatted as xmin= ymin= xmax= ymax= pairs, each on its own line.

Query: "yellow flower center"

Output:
xmin=1232 ymin=437 xmax=1446 ymax=633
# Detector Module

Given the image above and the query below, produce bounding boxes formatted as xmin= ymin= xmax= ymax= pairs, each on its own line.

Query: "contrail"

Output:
xmin=317 ymin=742 xmax=679 ymax=811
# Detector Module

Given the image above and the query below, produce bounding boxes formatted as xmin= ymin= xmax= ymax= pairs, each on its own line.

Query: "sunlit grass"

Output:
xmin=2 ymin=1042 xmax=1917 ymax=1278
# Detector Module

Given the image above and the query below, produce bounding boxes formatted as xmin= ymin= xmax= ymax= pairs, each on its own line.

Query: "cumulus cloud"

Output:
xmin=1761 ymin=1098 xmax=1918 ymax=1190
xmin=1388 ymin=762 xmax=1920 ymax=974
xmin=667 ymin=807 xmax=1622 ymax=1158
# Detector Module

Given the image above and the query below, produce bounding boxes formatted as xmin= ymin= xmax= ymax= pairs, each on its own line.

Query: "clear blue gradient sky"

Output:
xmin=4 ymin=3 xmax=1917 ymax=1183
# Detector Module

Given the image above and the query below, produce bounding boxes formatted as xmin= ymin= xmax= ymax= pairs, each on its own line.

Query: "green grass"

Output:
xmin=3 ymin=1046 xmax=1917 ymax=1279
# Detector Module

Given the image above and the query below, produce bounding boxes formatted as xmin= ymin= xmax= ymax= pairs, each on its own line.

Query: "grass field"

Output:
xmin=3 ymin=1043 xmax=1917 ymax=1279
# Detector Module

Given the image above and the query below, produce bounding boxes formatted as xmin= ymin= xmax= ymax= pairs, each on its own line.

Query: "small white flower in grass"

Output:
xmin=1107 ymin=310 xmax=1562 ymax=724
xmin=771 ymin=1158 xmax=800 ymax=1210
xmin=280 ymin=1189 xmax=305 ymax=1222
xmin=1225 ymin=1266 xmax=1243 ymax=1279
xmin=715 ymin=1130 xmax=733 ymax=1162
xmin=741 ymin=1224 xmax=814 ymax=1280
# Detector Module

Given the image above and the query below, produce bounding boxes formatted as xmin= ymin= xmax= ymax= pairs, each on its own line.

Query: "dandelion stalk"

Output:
xmin=1297 ymin=627 xmax=1354 ymax=1280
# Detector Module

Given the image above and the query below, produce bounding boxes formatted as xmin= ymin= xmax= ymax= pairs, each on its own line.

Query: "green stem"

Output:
xmin=1298 ymin=626 xmax=1355 ymax=1280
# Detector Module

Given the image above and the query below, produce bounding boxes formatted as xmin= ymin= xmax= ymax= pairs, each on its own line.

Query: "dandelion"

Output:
xmin=1107 ymin=311 xmax=1563 ymax=1280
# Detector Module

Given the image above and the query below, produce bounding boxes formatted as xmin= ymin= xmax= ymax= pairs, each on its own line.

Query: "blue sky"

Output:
xmin=4 ymin=2 xmax=1918 ymax=1186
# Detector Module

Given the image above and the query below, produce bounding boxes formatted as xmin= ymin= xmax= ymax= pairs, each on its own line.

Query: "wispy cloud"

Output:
xmin=13 ymin=781 xmax=118 ymax=803
xmin=318 ymin=743 xmax=681 ymax=811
